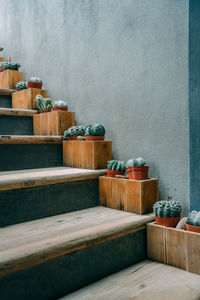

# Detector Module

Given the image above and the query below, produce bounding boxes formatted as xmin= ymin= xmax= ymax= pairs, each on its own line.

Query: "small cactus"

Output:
xmin=16 ymin=81 xmax=28 ymax=90
xmin=35 ymin=95 xmax=52 ymax=112
xmin=187 ymin=211 xmax=200 ymax=227
xmin=126 ymin=157 xmax=146 ymax=168
xmin=64 ymin=125 xmax=86 ymax=138
xmin=153 ymin=200 xmax=181 ymax=218
xmin=52 ymin=100 xmax=68 ymax=109
xmin=0 ymin=47 xmax=4 ymax=52
xmin=0 ymin=61 xmax=20 ymax=71
xmin=107 ymin=160 xmax=126 ymax=172
xmin=29 ymin=77 xmax=43 ymax=84
xmin=84 ymin=124 xmax=105 ymax=136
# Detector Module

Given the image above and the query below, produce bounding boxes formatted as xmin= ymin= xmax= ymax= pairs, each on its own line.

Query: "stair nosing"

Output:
xmin=0 ymin=107 xmax=38 ymax=117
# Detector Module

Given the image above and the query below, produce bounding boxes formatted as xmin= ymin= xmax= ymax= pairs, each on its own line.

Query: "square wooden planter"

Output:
xmin=33 ymin=111 xmax=75 ymax=136
xmin=147 ymin=222 xmax=200 ymax=275
xmin=12 ymin=88 xmax=47 ymax=110
xmin=63 ymin=140 xmax=112 ymax=170
xmin=0 ymin=70 xmax=24 ymax=89
xmin=0 ymin=57 xmax=4 ymax=62
xmin=99 ymin=176 xmax=158 ymax=214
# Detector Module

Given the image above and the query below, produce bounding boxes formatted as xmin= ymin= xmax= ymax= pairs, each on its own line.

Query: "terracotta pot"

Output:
xmin=39 ymin=110 xmax=49 ymax=114
xmin=28 ymin=82 xmax=43 ymax=89
xmin=69 ymin=135 xmax=84 ymax=140
xmin=155 ymin=216 xmax=180 ymax=227
xmin=126 ymin=165 xmax=149 ymax=180
xmin=186 ymin=223 xmax=200 ymax=233
xmin=51 ymin=107 xmax=68 ymax=112
xmin=0 ymin=68 xmax=5 ymax=72
xmin=107 ymin=169 xmax=125 ymax=178
xmin=85 ymin=136 xmax=105 ymax=141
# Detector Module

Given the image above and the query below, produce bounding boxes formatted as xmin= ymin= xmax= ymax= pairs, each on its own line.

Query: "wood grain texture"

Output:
xmin=147 ymin=222 xmax=166 ymax=263
xmin=63 ymin=141 xmax=112 ymax=169
xmin=99 ymin=176 xmax=158 ymax=214
xmin=63 ymin=260 xmax=200 ymax=300
xmin=0 ymin=70 xmax=24 ymax=89
xmin=0 ymin=167 xmax=106 ymax=191
xmin=0 ymin=135 xmax=62 ymax=144
xmin=0 ymin=207 xmax=154 ymax=277
xmin=187 ymin=232 xmax=200 ymax=274
xmin=33 ymin=111 xmax=75 ymax=135
xmin=12 ymin=88 xmax=47 ymax=110
xmin=0 ymin=57 xmax=4 ymax=62
xmin=99 ymin=176 xmax=112 ymax=207
xmin=0 ymin=107 xmax=37 ymax=117
xmin=0 ymin=88 xmax=16 ymax=95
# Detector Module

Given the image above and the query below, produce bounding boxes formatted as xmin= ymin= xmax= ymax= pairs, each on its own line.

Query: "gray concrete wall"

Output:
xmin=0 ymin=0 xmax=189 ymax=214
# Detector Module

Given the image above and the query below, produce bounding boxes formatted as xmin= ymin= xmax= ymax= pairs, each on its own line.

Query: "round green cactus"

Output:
xmin=187 ymin=211 xmax=200 ymax=227
xmin=0 ymin=61 xmax=20 ymax=70
xmin=153 ymin=200 xmax=182 ymax=218
xmin=16 ymin=81 xmax=28 ymax=90
xmin=35 ymin=95 xmax=52 ymax=112
xmin=126 ymin=157 xmax=146 ymax=168
xmin=29 ymin=77 xmax=43 ymax=84
xmin=52 ymin=100 xmax=68 ymax=109
xmin=84 ymin=124 xmax=105 ymax=136
xmin=64 ymin=125 xmax=86 ymax=138
xmin=107 ymin=160 xmax=126 ymax=172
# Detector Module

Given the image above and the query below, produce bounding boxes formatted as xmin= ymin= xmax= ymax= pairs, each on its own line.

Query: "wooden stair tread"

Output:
xmin=62 ymin=260 xmax=200 ymax=300
xmin=0 ymin=107 xmax=37 ymax=117
xmin=0 ymin=207 xmax=154 ymax=277
xmin=0 ymin=167 xmax=106 ymax=191
xmin=0 ymin=88 xmax=16 ymax=96
xmin=0 ymin=135 xmax=62 ymax=144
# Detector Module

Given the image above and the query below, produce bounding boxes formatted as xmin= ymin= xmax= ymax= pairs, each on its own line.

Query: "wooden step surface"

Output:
xmin=62 ymin=260 xmax=200 ymax=300
xmin=0 ymin=167 xmax=106 ymax=191
xmin=0 ymin=88 xmax=16 ymax=96
xmin=0 ymin=207 xmax=154 ymax=278
xmin=0 ymin=135 xmax=62 ymax=144
xmin=0 ymin=107 xmax=37 ymax=117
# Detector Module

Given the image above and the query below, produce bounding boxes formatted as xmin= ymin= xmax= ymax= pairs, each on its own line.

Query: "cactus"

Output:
xmin=187 ymin=211 xmax=200 ymax=227
xmin=64 ymin=125 xmax=86 ymax=138
xmin=153 ymin=200 xmax=181 ymax=218
xmin=52 ymin=100 xmax=68 ymax=109
xmin=28 ymin=77 xmax=43 ymax=84
xmin=16 ymin=81 xmax=28 ymax=90
xmin=84 ymin=123 xmax=105 ymax=136
xmin=0 ymin=47 xmax=3 ymax=52
xmin=0 ymin=61 xmax=20 ymax=70
xmin=126 ymin=157 xmax=146 ymax=168
xmin=35 ymin=95 xmax=52 ymax=112
xmin=107 ymin=160 xmax=126 ymax=172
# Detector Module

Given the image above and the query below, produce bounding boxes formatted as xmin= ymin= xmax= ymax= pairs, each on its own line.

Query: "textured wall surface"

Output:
xmin=0 ymin=0 xmax=189 ymax=213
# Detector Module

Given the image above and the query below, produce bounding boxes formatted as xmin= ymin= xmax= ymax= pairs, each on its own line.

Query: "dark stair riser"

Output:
xmin=0 ymin=144 xmax=62 ymax=171
xmin=0 ymin=229 xmax=146 ymax=300
xmin=0 ymin=116 xmax=33 ymax=135
xmin=0 ymin=180 xmax=99 ymax=227
xmin=0 ymin=95 xmax=12 ymax=108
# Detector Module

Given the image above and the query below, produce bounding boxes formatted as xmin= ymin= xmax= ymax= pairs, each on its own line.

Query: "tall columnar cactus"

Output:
xmin=16 ymin=81 xmax=28 ymax=90
xmin=35 ymin=95 xmax=52 ymax=112
xmin=187 ymin=211 xmax=200 ymax=227
xmin=84 ymin=124 xmax=105 ymax=136
xmin=126 ymin=157 xmax=146 ymax=168
xmin=64 ymin=125 xmax=86 ymax=138
xmin=107 ymin=160 xmax=126 ymax=172
xmin=153 ymin=200 xmax=182 ymax=218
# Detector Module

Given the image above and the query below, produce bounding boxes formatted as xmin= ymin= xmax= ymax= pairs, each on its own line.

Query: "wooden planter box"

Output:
xmin=147 ymin=222 xmax=200 ymax=275
xmin=0 ymin=57 xmax=4 ymax=62
xmin=63 ymin=140 xmax=112 ymax=170
xmin=0 ymin=70 xmax=24 ymax=89
xmin=12 ymin=88 xmax=47 ymax=110
xmin=99 ymin=176 xmax=158 ymax=214
xmin=33 ymin=111 xmax=75 ymax=136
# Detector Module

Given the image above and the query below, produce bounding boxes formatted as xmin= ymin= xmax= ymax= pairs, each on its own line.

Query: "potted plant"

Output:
xmin=186 ymin=211 xmax=200 ymax=233
xmin=126 ymin=157 xmax=148 ymax=180
xmin=84 ymin=123 xmax=105 ymax=140
xmin=153 ymin=200 xmax=181 ymax=227
xmin=35 ymin=95 xmax=52 ymax=113
xmin=16 ymin=81 xmax=28 ymax=90
xmin=28 ymin=77 xmax=43 ymax=89
xmin=52 ymin=100 xmax=68 ymax=111
xmin=107 ymin=160 xmax=126 ymax=177
xmin=64 ymin=125 xmax=86 ymax=140
xmin=0 ymin=57 xmax=20 ymax=72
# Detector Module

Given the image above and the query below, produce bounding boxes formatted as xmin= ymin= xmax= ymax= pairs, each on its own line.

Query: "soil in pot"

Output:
xmin=107 ymin=169 xmax=125 ymax=178
xmin=186 ymin=223 xmax=200 ymax=233
xmin=85 ymin=136 xmax=105 ymax=141
xmin=28 ymin=82 xmax=43 ymax=89
xmin=155 ymin=216 xmax=180 ymax=227
xmin=127 ymin=165 xmax=149 ymax=180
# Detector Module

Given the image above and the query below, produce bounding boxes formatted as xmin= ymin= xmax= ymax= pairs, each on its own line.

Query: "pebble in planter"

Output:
xmin=52 ymin=100 xmax=68 ymax=111
xmin=107 ymin=160 xmax=126 ymax=177
xmin=84 ymin=123 xmax=105 ymax=140
xmin=64 ymin=125 xmax=86 ymax=140
xmin=186 ymin=211 xmax=200 ymax=233
xmin=35 ymin=94 xmax=52 ymax=113
xmin=126 ymin=157 xmax=148 ymax=180
xmin=16 ymin=81 xmax=28 ymax=90
xmin=28 ymin=77 xmax=43 ymax=89
xmin=153 ymin=200 xmax=182 ymax=227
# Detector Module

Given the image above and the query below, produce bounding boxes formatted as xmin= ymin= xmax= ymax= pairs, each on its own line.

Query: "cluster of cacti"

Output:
xmin=0 ymin=61 xmax=20 ymax=70
xmin=153 ymin=200 xmax=181 ymax=218
xmin=28 ymin=77 xmax=43 ymax=84
xmin=35 ymin=95 xmax=52 ymax=112
xmin=126 ymin=157 xmax=146 ymax=168
xmin=107 ymin=160 xmax=126 ymax=172
xmin=16 ymin=81 xmax=28 ymax=90
xmin=52 ymin=100 xmax=68 ymax=109
xmin=64 ymin=125 xmax=86 ymax=138
xmin=84 ymin=124 xmax=105 ymax=136
xmin=187 ymin=211 xmax=200 ymax=227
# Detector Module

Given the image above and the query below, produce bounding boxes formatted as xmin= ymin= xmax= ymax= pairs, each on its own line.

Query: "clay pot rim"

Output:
xmin=51 ymin=107 xmax=68 ymax=111
xmin=107 ymin=169 xmax=125 ymax=177
xmin=126 ymin=165 xmax=149 ymax=171
xmin=27 ymin=82 xmax=43 ymax=89
xmin=155 ymin=216 xmax=180 ymax=227
xmin=39 ymin=110 xmax=50 ymax=114
xmin=186 ymin=223 xmax=200 ymax=232
xmin=85 ymin=136 xmax=105 ymax=141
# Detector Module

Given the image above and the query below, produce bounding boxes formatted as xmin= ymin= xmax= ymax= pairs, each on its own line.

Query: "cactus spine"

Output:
xmin=35 ymin=95 xmax=52 ymax=112
xmin=153 ymin=200 xmax=181 ymax=218
xmin=107 ymin=160 xmax=126 ymax=172
xmin=187 ymin=211 xmax=200 ymax=227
